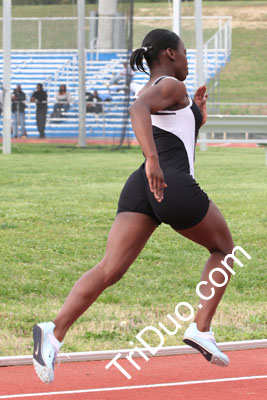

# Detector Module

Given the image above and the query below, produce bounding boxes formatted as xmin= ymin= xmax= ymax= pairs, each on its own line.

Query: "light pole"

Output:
xmin=195 ymin=0 xmax=205 ymax=87
xmin=173 ymin=0 xmax=181 ymax=36
xmin=77 ymin=0 xmax=86 ymax=147
xmin=3 ymin=0 xmax=12 ymax=155
xmin=98 ymin=0 xmax=118 ymax=49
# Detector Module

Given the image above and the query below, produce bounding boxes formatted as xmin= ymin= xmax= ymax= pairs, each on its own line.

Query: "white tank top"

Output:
xmin=150 ymin=76 xmax=199 ymax=177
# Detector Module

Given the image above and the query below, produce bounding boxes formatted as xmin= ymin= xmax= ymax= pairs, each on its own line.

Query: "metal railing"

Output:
xmin=203 ymin=18 xmax=232 ymax=82
xmin=199 ymin=115 xmax=267 ymax=165
xmin=200 ymin=115 xmax=267 ymax=135
xmin=44 ymin=57 xmax=77 ymax=98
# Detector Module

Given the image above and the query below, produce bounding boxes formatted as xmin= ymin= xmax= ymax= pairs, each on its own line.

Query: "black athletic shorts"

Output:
xmin=117 ymin=162 xmax=210 ymax=230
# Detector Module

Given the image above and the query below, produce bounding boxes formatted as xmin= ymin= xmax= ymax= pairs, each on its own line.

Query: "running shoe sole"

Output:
xmin=183 ymin=337 xmax=229 ymax=367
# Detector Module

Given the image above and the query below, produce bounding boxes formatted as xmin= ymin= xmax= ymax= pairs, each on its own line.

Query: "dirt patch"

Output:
xmin=136 ymin=4 xmax=267 ymax=29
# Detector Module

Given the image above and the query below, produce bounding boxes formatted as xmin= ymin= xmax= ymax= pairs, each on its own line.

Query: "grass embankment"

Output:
xmin=0 ymin=144 xmax=266 ymax=356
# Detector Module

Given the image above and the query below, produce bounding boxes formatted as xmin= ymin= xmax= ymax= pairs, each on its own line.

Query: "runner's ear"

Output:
xmin=166 ymin=48 xmax=176 ymax=61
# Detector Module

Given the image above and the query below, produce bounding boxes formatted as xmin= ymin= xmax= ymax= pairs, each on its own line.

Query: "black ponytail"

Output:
xmin=130 ymin=29 xmax=180 ymax=75
xmin=130 ymin=48 xmax=150 ymax=75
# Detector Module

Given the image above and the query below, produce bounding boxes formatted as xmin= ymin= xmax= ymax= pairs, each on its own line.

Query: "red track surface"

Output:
xmin=1 ymin=349 xmax=266 ymax=399
xmin=0 ymin=137 xmax=259 ymax=147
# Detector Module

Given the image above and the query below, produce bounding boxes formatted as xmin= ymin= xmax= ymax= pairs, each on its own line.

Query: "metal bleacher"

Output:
xmin=0 ymin=48 xmax=229 ymax=140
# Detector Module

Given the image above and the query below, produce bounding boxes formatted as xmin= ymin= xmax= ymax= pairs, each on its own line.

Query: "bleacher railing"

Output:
xmin=203 ymin=17 xmax=232 ymax=81
xmin=44 ymin=57 xmax=77 ymax=99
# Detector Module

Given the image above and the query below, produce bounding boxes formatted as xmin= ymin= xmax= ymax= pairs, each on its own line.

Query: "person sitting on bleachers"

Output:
xmin=51 ymin=84 xmax=72 ymax=118
xmin=107 ymin=61 xmax=134 ymax=88
xmin=86 ymin=90 xmax=103 ymax=114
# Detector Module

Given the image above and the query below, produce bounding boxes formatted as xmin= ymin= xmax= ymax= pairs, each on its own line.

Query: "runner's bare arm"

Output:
xmin=129 ymin=79 xmax=187 ymax=158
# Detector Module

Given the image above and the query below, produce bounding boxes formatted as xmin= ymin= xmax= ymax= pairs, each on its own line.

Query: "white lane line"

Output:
xmin=0 ymin=375 xmax=267 ymax=399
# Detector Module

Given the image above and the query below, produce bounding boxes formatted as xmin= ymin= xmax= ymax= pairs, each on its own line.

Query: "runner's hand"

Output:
xmin=194 ymin=85 xmax=208 ymax=126
xmin=145 ymin=157 xmax=167 ymax=202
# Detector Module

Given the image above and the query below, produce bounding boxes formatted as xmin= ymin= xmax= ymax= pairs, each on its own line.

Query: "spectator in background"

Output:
xmin=11 ymin=85 xmax=27 ymax=138
xmin=86 ymin=90 xmax=103 ymax=114
xmin=51 ymin=84 xmax=72 ymax=118
xmin=31 ymin=83 xmax=47 ymax=138
xmin=107 ymin=61 xmax=134 ymax=88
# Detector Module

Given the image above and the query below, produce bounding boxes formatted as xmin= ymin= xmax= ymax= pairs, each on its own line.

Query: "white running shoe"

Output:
xmin=33 ymin=321 xmax=62 ymax=383
xmin=183 ymin=322 xmax=229 ymax=367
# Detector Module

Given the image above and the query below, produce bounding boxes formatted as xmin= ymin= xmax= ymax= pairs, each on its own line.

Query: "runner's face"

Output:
xmin=174 ymin=41 xmax=188 ymax=81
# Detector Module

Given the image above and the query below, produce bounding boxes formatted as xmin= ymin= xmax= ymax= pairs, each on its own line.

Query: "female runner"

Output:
xmin=33 ymin=29 xmax=234 ymax=383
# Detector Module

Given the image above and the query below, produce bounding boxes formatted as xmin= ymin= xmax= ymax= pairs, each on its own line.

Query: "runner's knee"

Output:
xmin=106 ymin=270 xmax=126 ymax=286
xmin=208 ymin=236 xmax=235 ymax=257
xmin=98 ymin=257 xmax=128 ymax=287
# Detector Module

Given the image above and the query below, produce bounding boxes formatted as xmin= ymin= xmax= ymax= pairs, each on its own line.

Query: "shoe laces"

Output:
xmin=197 ymin=329 xmax=217 ymax=345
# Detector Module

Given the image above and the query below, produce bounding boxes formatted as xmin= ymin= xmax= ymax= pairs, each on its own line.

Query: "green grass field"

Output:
xmin=0 ymin=144 xmax=266 ymax=356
